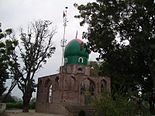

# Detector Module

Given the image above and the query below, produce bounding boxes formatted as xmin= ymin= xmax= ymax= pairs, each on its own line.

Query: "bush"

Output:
xmin=29 ymin=97 xmax=36 ymax=109
xmin=29 ymin=102 xmax=35 ymax=109
xmin=6 ymin=101 xmax=35 ymax=110
xmin=6 ymin=102 xmax=23 ymax=109
xmin=93 ymin=92 xmax=151 ymax=116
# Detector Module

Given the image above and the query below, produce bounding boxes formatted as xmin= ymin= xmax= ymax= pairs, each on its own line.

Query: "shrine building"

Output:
xmin=36 ymin=39 xmax=111 ymax=116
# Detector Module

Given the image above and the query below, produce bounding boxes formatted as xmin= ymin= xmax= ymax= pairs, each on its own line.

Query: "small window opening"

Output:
xmin=78 ymin=57 xmax=83 ymax=63
xmin=64 ymin=58 xmax=68 ymax=64
xmin=78 ymin=67 xmax=83 ymax=71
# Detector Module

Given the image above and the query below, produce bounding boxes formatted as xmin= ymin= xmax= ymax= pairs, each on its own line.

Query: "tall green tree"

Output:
xmin=75 ymin=0 xmax=155 ymax=113
xmin=9 ymin=20 xmax=56 ymax=112
xmin=0 ymin=23 xmax=17 ymax=100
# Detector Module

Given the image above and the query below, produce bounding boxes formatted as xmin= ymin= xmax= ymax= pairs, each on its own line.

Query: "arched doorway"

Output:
xmin=80 ymin=78 xmax=95 ymax=104
xmin=78 ymin=110 xmax=86 ymax=116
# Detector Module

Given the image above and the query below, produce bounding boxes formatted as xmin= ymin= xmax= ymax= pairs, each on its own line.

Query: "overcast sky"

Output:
xmin=0 ymin=0 xmax=97 ymax=98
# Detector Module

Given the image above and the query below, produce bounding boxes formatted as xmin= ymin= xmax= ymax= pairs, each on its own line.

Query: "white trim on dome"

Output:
xmin=78 ymin=57 xmax=83 ymax=63
xmin=64 ymin=58 xmax=68 ymax=64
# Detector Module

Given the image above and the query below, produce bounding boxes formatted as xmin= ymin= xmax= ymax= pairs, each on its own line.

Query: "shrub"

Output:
xmin=93 ymin=92 xmax=151 ymax=116
xmin=6 ymin=102 xmax=23 ymax=109
xmin=6 ymin=101 xmax=35 ymax=110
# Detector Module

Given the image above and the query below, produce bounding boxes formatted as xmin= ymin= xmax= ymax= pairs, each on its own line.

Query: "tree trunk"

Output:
xmin=149 ymin=65 xmax=155 ymax=114
xmin=22 ymin=86 xmax=33 ymax=112
xmin=23 ymin=95 xmax=30 ymax=112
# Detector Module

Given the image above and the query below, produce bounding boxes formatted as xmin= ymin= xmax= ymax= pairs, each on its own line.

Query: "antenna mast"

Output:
xmin=61 ymin=7 xmax=68 ymax=66
xmin=75 ymin=30 xmax=78 ymax=39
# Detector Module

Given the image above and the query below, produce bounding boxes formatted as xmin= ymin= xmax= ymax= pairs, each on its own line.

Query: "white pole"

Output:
xmin=61 ymin=7 xmax=68 ymax=66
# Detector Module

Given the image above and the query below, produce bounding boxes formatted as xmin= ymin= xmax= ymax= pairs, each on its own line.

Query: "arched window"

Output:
xmin=48 ymin=84 xmax=53 ymax=103
xmin=78 ymin=57 xmax=83 ymax=63
xmin=80 ymin=78 xmax=95 ymax=95
xmin=64 ymin=58 xmax=68 ymax=64
xmin=78 ymin=67 xmax=83 ymax=71
xmin=89 ymin=82 xmax=95 ymax=95
xmin=80 ymin=78 xmax=95 ymax=105
xmin=70 ymin=76 xmax=76 ymax=90
xmin=55 ymin=76 xmax=59 ymax=89
xmin=80 ymin=82 xmax=85 ymax=95
xmin=77 ymin=66 xmax=83 ymax=73
xmin=101 ymin=79 xmax=107 ymax=92
xmin=44 ymin=78 xmax=50 ymax=88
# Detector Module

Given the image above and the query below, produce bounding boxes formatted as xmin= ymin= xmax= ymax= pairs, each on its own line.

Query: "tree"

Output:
xmin=75 ymin=0 xmax=155 ymax=113
xmin=9 ymin=20 xmax=56 ymax=112
xmin=0 ymin=23 xmax=17 ymax=101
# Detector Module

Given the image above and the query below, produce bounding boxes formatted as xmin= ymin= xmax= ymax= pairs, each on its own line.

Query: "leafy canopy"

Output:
xmin=75 ymin=0 xmax=155 ymax=94
xmin=0 ymin=23 xmax=18 ymax=98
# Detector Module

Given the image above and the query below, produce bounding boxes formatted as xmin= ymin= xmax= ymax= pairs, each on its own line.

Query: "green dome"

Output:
xmin=64 ymin=39 xmax=89 ymax=65
xmin=64 ymin=39 xmax=89 ymax=58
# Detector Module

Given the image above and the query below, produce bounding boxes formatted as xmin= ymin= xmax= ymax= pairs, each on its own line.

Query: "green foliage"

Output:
xmin=75 ymin=0 xmax=155 ymax=96
xmin=76 ymin=1 xmax=155 ymax=113
xmin=6 ymin=99 xmax=35 ymax=109
xmin=6 ymin=102 xmax=23 ymax=109
xmin=93 ymin=92 xmax=151 ymax=116
xmin=89 ymin=61 xmax=102 ymax=77
xmin=0 ymin=23 xmax=17 ymax=98
xmin=29 ymin=97 xmax=36 ymax=109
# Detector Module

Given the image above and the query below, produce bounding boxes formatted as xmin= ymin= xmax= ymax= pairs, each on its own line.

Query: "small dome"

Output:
xmin=64 ymin=39 xmax=89 ymax=65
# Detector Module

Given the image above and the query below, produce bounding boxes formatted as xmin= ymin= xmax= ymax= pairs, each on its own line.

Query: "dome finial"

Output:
xmin=75 ymin=30 xmax=78 ymax=39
